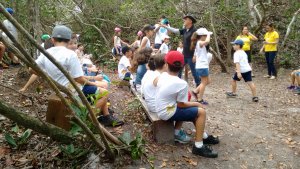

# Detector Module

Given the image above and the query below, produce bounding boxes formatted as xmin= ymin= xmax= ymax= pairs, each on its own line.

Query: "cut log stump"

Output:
xmin=46 ymin=94 xmax=72 ymax=131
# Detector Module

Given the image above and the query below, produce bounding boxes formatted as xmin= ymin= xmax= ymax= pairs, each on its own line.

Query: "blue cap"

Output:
xmin=161 ymin=19 xmax=169 ymax=25
xmin=6 ymin=8 xmax=14 ymax=14
xmin=231 ymin=39 xmax=244 ymax=46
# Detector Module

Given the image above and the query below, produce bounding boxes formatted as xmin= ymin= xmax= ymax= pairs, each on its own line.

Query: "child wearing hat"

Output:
xmin=158 ymin=35 xmax=170 ymax=54
xmin=154 ymin=51 xmax=219 ymax=158
xmin=226 ymin=39 xmax=258 ymax=102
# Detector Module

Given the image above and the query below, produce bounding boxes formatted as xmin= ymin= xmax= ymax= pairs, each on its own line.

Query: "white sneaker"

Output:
xmin=263 ymin=75 xmax=270 ymax=78
xmin=270 ymin=76 xmax=276 ymax=80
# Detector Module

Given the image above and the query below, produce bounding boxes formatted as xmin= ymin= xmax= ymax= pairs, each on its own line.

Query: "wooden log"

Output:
xmin=46 ymin=94 xmax=72 ymax=130
xmin=0 ymin=100 xmax=73 ymax=144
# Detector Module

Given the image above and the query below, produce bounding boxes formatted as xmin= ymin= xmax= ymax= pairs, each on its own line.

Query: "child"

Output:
xmin=140 ymin=24 xmax=155 ymax=50
xmin=118 ymin=46 xmax=133 ymax=81
xmin=158 ymin=35 xmax=170 ymax=54
xmin=226 ymin=40 xmax=258 ymax=102
xmin=177 ymin=41 xmax=183 ymax=54
xmin=131 ymin=31 xmax=143 ymax=48
xmin=191 ymin=28 xmax=212 ymax=105
xmin=113 ymin=27 xmax=129 ymax=56
xmin=141 ymin=54 xmax=165 ymax=112
xmin=287 ymin=69 xmax=300 ymax=90
xmin=32 ymin=25 xmax=123 ymax=127
xmin=133 ymin=48 xmax=152 ymax=93
xmin=154 ymin=51 xmax=219 ymax=158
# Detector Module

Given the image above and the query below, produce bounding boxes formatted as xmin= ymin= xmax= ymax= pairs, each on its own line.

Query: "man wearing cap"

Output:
xmin=162 ymin=14 xmax=200 ymax=86
xmin=32 ymin=25 xmax=124 ymax=127
xmin=154 ymin=15 xmax=170 ymax=50
xmin=0 ymin=7 xmax=20 ymax=68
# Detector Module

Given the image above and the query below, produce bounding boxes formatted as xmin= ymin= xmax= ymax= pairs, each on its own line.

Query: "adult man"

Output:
xmin=32 ymin=25 xmax=124 ymax=127
xmin=0 ymin=8 xmax=20 ymax=69
xmin=162 ymin=14 xmax=200 ymax=86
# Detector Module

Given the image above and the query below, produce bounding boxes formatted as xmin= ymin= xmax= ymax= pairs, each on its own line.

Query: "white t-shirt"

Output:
xmin=154 ymin=24 xmax=169 ymax=44
xmin=141 ymin=37 xmax=151 ymax=48
xmin=118 ymin=55 xmax=131 ymax=79
xmin=141 ymin=70 xmax=160 ymax=112
xmin=114 ymin=36 xmax=121 ymax=47
xmin=2 ymin=20 xmax=18 ymax=43
xmin=177 ymin=47 xmax=183 ymax=54
xmin=35 ymin=46 xmax=83 ymax=87
xmin=159 ymin=43 xmax=169 ymax=54
xmin=155 ymin=72 xmax=188 ymax=120
xmin=195 ymin=41 xmax=209 ymax=69
xmin=233 ymin=50 xmax=252 ymax=73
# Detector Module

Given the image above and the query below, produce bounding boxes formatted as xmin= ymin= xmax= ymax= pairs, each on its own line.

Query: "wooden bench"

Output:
xmin=130 ymin=87 xmax=174 ymax=144
xmin=46 ymin=94 xmax=72 ymax=130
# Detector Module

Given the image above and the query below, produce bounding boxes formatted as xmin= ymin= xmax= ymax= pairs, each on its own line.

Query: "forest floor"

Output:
xmin=0 ymin=63 xmax=299 ymax=169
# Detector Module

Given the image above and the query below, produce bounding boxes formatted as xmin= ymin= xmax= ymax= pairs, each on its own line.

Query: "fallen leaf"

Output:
xmin=159 ymin=161 xmax=167 ymax=168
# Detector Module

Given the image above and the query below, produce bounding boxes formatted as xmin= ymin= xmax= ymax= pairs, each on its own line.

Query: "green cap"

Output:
xmin=41 ymin=34 xmax=51 ymax=40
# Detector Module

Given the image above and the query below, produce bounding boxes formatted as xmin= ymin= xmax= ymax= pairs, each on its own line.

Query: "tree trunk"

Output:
xmin=282 ymin=8 xmax=300 ymax=47
xmin=248 ymin=0 xmax=258 ymax=27
xmin=0 ymin=100 xmax=73 ymax=144
xmin=28 ymin=0 xmax=42 ymax=58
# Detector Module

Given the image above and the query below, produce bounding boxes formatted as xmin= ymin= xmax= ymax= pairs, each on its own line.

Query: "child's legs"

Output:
xmin=194 ymin=108 xmax=206 ymax=142
xmin=198 ymin=76 xmax=209 ymax=100
xmin=291 ymin=72 xmax=296 ymax=85
xmin=231 ymin=80 xmax=237 ymax=93
xmin=20 ymin=74 xmax=39 ymax=91
xmin=247 ymin=82 xmax=256 ymax=97
xmin=296 ymin=73 xmax=300 ymax=86
xmin=95 ymin=81 xmax=108 ymax=89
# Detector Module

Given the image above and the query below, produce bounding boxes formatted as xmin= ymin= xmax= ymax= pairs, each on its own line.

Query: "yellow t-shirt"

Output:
xmin=236 ymin=35 xmax=251 ymax=51
xmin=264 ymin=31 xmax=279 ymax=52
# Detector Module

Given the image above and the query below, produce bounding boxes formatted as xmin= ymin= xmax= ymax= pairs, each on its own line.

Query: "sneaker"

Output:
xmin=287 ymin=85 xmax=296 ymax=90
xmin=203 ymin=135 xmax=220 ymax=145
xmin=175 ymin=129 xmax=191 ymax=144
xmin=97 ymin=114 xmax=124 ymax=127
xmin=226 ymin=92 xmax=237 ymax=98
xmin=192 ymin=145 xmax=218 ymax=158
xmin=270 ymin=76 xmax=276 ymax=80
xmin=292 ymin=88 xmax=300 ymax=94
xmin=252 ymin=97 xmax=259 ymax=102
xmin=198 ymin=99 xmax=209 ymax=105
xmin=263 ymin=75 xmax=270 ymax=78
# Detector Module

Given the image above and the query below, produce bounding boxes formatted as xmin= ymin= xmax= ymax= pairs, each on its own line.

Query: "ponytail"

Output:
xmin=190 ymin=32 xmax=199 ymax=50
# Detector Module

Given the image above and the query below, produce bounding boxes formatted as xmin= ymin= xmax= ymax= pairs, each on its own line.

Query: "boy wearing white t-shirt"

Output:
xmin=226 ymin=40 xmax=258 ymax=102
xmin=154 ymin=51 xmax=218 ymax=158
xmin=118 ymin=46 xmax=133 ymax=81
xmin=32 ymin=25 xmax=123 ymax=127
xmin=141 ymin=54 xmax=165 ymax=112
xmin=158 ymin=35 xmax=170 ymax=54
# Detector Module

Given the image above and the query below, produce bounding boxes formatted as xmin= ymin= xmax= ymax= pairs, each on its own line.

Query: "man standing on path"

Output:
xmin=162 ymin=14 xmax=200 ymax=86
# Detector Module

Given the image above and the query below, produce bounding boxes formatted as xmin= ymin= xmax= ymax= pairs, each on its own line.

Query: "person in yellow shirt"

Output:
xmin=260 ymin=23 xmax=279 ymax=80
xmin=236 ymin=26 xmax=258 ymax=77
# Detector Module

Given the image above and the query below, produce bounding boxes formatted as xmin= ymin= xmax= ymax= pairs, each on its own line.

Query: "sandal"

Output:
xmin=197 ymin=99 xmax=209 ymax=105
xmin=226 ymin=92 xmax=237 ymax=98
xmin=252 ymin=97 xmax=259 ymax=102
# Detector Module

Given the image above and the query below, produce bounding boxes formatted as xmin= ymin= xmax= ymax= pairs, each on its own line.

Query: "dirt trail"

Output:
xmin=0 ymin=65 xmax=299 ymax=169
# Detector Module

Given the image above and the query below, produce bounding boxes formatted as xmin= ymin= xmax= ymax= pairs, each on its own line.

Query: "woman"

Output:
xmin=236 ymin=26 xmax=258 ymax=77
xmin=131 ymin=31 xmax=143 ymax=48
xmin=113 ymin=27 xmax=129 ymax=56
xmin=260 ymin=23 xmax=279 ymax=80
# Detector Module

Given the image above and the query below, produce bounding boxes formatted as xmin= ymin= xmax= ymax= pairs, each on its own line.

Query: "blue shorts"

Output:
xmin=196 ymin=68 xmax=209 ymax=77
xmin=233 ymin=71 xmax=252 ymax=82
xmin=82 ymin=85 xmax=98 ymax=95
xmin=168 ymin=107 xmax=198 ymax=122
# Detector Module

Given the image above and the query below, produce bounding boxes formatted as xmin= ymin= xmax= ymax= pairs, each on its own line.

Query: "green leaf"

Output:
xmin=67 ymin=144 xmax=75 ymax=154
xmin=11 ymin=125 xmax=19 ymax=133
xmin=69 ymin=123 xmax=82 ymax=136
xmin=18 ymin=129 xmax=32 ymax=144
xmin=119 ymin=132 xmax=131 ymax=145
xmin=5 ymin=133 xmax=17 ymax=148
